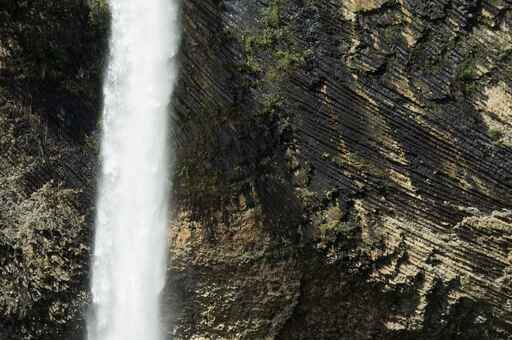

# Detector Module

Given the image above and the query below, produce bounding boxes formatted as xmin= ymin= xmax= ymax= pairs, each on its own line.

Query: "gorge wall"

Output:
xmin=1 ymin=0 xmax=512 ymax=339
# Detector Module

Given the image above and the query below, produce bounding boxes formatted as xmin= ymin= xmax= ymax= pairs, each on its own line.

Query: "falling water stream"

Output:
xmin=88 ymin=1 xmax=180 ymax=339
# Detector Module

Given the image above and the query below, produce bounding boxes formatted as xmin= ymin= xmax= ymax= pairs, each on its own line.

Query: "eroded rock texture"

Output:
xmin=0 ymin=1 xmax=104 ymax=339
xmin=1 ymin=0 xmax=512 ymax=339
xmin=169 ymin=0 xmax=512 ymax=339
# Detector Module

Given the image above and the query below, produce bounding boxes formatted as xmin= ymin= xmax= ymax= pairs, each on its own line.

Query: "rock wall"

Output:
xmin=0 ymin=1 xmax=104 ymax=339
xmin=1 ymin=0 xmax=512 ymax=339
xmin=170 ymin=0 xmax=512 ymax=339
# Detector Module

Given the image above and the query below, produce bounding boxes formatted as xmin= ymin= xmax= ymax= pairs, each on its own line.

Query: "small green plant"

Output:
xmin=488 ymin=128 xmax=503 ymax=141
xmin=267 ymin=0 xmax=282 ymax=28
xmin=240 ymin=0 xmax=309 ymax=84
xmin=319 ymin=221 xmax=358 ymax=235
xmin=459 ymin=61 xmax=478 ymax=81
xmin=457 ymin=56 xmax=480 ymax=95
xmin=463 ymin=81 xmax=478 ymax=95
xmin=275 ymin=50 xmax=306 ymax=70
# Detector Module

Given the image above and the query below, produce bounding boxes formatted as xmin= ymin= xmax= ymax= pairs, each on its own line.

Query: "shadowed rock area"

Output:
xmin=1 ymin=0 xmax=512 ymax=339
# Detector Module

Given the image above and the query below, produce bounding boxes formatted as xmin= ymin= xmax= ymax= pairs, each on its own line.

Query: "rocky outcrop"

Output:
xmin=169 ymin=0 xmax=512 ymax=339
xmin=0 ymin=1 xmax=103 ymax=339
xmin=1 ymin=0 xmax=512 ymax=339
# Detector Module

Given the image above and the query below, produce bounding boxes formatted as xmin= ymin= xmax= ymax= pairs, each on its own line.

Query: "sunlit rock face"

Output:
xmin=1 ymin=0 xmax=512 ymax=339
xmin=169 ymin=0 xmax=512 ymax=339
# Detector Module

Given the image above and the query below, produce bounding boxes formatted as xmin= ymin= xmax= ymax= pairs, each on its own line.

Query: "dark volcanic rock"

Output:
xmin=169 ymin=0 xmax=512 ymax=339
xmin=2 ymin=0 xmax=512 ymax=339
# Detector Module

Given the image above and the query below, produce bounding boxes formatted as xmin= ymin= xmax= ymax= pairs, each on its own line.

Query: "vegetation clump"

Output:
xmin=240 ymin=0 xmax=310 ymax=83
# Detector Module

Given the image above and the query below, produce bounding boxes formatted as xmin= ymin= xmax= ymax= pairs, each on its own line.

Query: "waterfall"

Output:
xmin=88 ymin=1 xmax=180 ymax=339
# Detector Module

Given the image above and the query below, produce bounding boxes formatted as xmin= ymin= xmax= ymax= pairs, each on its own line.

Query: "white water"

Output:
xmin=88 ymin=1 xmax=180 ymax=340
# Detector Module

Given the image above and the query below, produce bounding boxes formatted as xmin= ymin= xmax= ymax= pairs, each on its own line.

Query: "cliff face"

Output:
xmin=0 ymin=1 xmax=104 ymax=339
xmin=170 ymin=0 xmax=512 ymax=338
xmin=1 ymin=0 xmax=512 ymax=339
